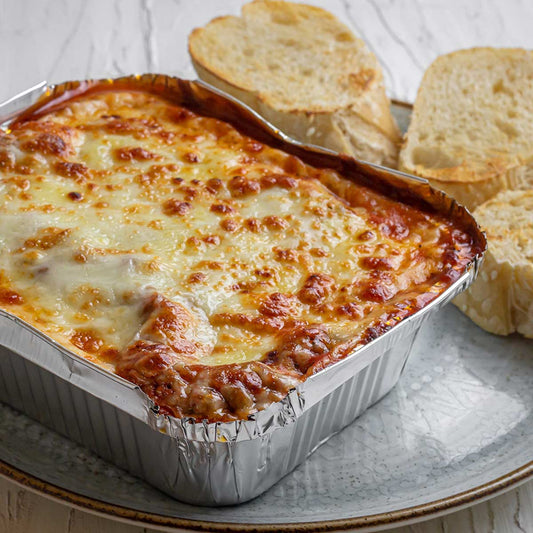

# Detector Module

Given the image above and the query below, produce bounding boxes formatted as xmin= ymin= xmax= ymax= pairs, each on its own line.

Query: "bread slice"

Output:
xmin=399 ymin=48 xmax=533 ymax=210
xmin=188 ymin=0 xmax=401 ymax=168
xmin=454 ymin=189 xmax=533 ymax=338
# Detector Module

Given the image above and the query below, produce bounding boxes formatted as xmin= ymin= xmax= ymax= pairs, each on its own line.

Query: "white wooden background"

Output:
xmin=1 ymin=0 xmax=533 ymax=531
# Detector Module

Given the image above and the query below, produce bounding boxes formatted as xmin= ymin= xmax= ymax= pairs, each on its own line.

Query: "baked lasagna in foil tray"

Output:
xmin=0 ymin=75 xmax=486 ymax=505
xmin=0 ymin=77 xmax=483 ymax=425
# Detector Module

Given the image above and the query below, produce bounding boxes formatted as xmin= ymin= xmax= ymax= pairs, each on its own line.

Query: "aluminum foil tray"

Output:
xmin=0 ymin=75 xmax=485 ymax=506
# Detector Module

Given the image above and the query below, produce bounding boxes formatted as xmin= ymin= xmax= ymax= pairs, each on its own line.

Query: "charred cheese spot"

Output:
xmin=336 ymin=302 xmax=364 ymax=320
xmin=188 ymin=272 xmax=207 ymax=284
xmin=183 ymin=151 xmax=202 ymax=163
xmin=0 ymin=288 xmax=24 ymax=305
xmin=0 ymin=149 xmax=16 ymax=170
xmin=181 ymin=186 xmax=198 ymax=201
xmin=115 ymin=147 xmax=157 ymax=161
xmin=259 ymin=293 xmax=295 ymax=317
xmin=220 ymin=218 xmax=239 ymax=232
xmin=7 ymin=177 xmax=31 ymax=190
xmin=271 ymin=325 xmax=332 ymax=374
xmin=360 ymin=281 xmax=396 ymax=303
xmin=263 ymin=215 xmax=289 ymax=231
xmin=244 ymin=141 xmax=264 ymax=153
xmin=298 ymin=274 xmax=336 ymax=305
xmin=274 ymin=247 xmax=299 ymax=263
xmin=186 ymin=236 xmax=202 ymax=249
xmin=359 ymin=256 xmax=396 ymax=271
xmin=370 ymin=212 xmax=410 ymax=241
xmin=255 ymin=268 xmax=274 ymax=278
xmin=282 ymin=155 xmax=306 ymax=175
xmin=54 ymin=161 xmax=89 ymax=180
xmin=358 ymin=230 xmax=375 ymax=242
xmin=260 ymin=174 xmax=298 ymax=189
xmin=211 ymin=313 xmax=285 ymax=333
xmin=67 ymin=191 xmax=83 ymax=201
xmin=228 ymin=175 xmax=260 ymax=197
xmin=167 ymin=107 xmax=196 ymax=123
xmin=105 ymin=117 xmax=159 ymax=138
xmin=25 ymin=133 xmax=69 ymax=156
xmin=310 ymin=247 xmax=329 ymax=257
xmin=210 ymin=203 xmax=234 ymax=214
xmin=71 ymin=329 xmax=104 ymax=354
xmin=162 ymin=199 xmax=192 ymax=216
xmin=206 ymin=177 xmax=223 ymax=193
xmin=201 ymin=260 xmax=223 ymax=270
xmin=22 ymin=227 xmax=71 ymax=250
xmin=245 ymin=218 xmax=262 ymax=232
xmin=118 ymin=340 xmax=178 ymax=379
xmin=138 ymin=295 xmax=197 ymax=356
xmin=202 ymin=234 xmax=220 ymax=245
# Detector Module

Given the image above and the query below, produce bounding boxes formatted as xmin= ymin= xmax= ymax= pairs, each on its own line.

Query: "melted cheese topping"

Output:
xmin=0 ymin=88 xmax=476 ymax=421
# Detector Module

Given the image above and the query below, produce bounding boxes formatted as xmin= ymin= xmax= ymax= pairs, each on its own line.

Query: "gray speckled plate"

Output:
xmin=1 ymin=103 xmax=532 ymax=532
xmin=2 ymin=305 xmax=532 ymax=531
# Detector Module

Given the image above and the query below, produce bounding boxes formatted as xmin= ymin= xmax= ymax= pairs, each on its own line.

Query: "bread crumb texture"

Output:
xmin=400 ymin=47 xmax=533 ymax=209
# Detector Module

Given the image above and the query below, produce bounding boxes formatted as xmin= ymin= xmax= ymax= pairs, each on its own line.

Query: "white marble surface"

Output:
xmin=1 ymin=0 xmax=533 ymax=531
xmin=2 ymin=0 xmax=533 ymax=104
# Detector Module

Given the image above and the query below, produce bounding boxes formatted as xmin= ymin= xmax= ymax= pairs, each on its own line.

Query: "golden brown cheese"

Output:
xmin=0 ymin=88 xmax=477 ymax=422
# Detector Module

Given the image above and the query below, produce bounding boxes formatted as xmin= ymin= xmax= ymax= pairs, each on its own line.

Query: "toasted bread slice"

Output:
xmin=188 ymin=0 xmax=400 ymax=167
xmin=399 ymin=48 xmax=533 ymax=210
xmin=454 ymin=190 xmax=533 ymax=338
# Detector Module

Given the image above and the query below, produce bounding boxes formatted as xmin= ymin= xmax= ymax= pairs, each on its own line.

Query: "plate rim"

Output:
xmin=3 ymin=99 xmax=532 ymax=531
xmin=2 ymin=458 xmax=533 ymax=532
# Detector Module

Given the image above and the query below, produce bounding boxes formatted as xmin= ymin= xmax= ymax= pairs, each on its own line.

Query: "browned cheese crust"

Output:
xmin=0 ymin=88 xmax=478 ymax=421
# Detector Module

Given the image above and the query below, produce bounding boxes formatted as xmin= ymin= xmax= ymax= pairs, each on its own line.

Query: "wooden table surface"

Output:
xmin=1 ymin=0 xmax=532 ymax=531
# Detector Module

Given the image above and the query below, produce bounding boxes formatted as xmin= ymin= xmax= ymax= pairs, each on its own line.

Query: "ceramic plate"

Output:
xmin=1 ymin=103 xmax=532 ymax=532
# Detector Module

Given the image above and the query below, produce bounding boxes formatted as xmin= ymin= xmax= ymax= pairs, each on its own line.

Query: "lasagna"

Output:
xmin=0 ymin=85 xmax=478 ymax=422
